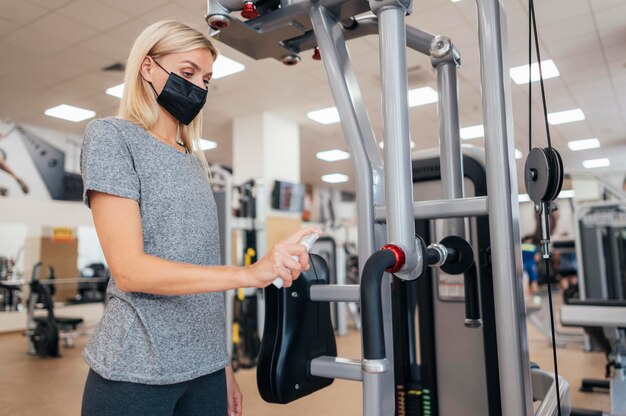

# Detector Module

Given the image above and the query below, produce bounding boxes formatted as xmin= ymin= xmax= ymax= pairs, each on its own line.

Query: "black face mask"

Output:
xmin=149 ymin=59 xmax=208 ymax=125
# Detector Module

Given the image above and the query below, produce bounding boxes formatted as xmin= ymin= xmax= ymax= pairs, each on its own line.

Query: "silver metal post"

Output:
xmin=435 ymin=60 xmax=465 ymax=236
xmin=310 ymin=5 xmax=380 ymax=274
xmin=378 ymin=6 xmax=418 ymax=278
xmin=310 ymin=284 xmax=360 ymax=303
xmin=335 ymin=246 xmax=349 ymax=336
xmin=475 ymin=0 xmax=533 ymax=413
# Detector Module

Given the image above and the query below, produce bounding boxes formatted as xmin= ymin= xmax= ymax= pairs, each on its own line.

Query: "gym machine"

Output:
xmin=559 ymin=202 xmax=626 ymax=416
xmin=205 ymin=0 xmax=571 ymax=414
xmin=25 ymin=262 xmax=107 ymax=357
xmin=211 ymin=166 xmax=268 ymax=367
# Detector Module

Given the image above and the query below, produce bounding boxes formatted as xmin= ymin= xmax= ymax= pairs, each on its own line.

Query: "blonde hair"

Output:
xmin=118 ymin=20 xmax=218 ymax=177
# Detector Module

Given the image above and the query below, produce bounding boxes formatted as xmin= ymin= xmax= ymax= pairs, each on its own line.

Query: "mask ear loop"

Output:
xmin=150 ymin=57 xmax=170 ymax=75
xmin=140 ymin=56 xmax=168 ymax=97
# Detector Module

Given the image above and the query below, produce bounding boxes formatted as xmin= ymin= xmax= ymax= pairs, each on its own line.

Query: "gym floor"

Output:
xmin=0 ymin=319 xmax=610 ymax=415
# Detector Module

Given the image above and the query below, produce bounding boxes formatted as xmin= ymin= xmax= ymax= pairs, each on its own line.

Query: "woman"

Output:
xmin=80 ymin=20 xmax=319 ymax=416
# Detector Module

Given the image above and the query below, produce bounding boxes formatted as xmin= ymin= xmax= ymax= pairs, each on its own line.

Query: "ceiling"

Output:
xmin=1 ymin=0 xmax=625 ymax=192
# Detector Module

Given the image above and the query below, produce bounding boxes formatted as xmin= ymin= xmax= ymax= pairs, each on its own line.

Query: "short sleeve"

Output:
xmin=80 ymin=119 xmax=140 ymax=208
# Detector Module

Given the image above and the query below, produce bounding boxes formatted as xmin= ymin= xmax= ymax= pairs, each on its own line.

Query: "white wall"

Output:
xmin=0 ymin=223 xmax=28 ymax=273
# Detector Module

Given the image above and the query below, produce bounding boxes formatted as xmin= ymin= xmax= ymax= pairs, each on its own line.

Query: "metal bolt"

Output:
xmin=534 ymin=203 xmax=541 ymax=213
xmin=436 ymin=41 xmax=444 ymax=49
xmin=295 ymin=383 xmax=300 ymax=390
xmin=291 ymin=292 xmax=299 ymax=298
xmin=530 ymin=168 xmax=538 ymax=181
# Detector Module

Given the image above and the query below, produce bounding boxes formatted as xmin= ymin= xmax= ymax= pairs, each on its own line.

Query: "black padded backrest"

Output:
xmin=257 ymin=254 xmax=337 ymax=404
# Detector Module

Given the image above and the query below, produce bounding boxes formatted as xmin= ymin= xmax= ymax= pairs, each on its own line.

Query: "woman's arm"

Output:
xmin=89 ymin=190 xmax=317 ymax=295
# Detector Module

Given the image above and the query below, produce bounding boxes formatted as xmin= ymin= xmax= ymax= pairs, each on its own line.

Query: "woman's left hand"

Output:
xmin=226 ymin=365 xmax=243 ymax=416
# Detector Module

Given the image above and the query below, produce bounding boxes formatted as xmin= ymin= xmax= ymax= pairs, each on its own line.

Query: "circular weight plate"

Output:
xmin=439 ymin=235 xmax=474 ymax=275
xmin=524 ymin=147 xmax=550 ymax=203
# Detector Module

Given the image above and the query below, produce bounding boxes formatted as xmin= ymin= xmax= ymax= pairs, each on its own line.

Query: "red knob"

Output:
xmin=381 ymin=244 xmax=406 ymax=273
xmin=312 ymin=47 xmax=321 ymax=60
xmin=241 ymin=1 xmax=259 ymax=19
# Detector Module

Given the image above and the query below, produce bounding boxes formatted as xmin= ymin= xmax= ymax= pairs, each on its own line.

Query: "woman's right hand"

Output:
xmin=245 ymin=226 xmax=322 ymax=288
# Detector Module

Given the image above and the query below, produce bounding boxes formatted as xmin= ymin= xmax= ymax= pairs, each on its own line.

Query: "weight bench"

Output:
xmin=33 ymin=316 xmax=84 ymax=348
xmin=561 ymin=299 xmax=626 ymax=416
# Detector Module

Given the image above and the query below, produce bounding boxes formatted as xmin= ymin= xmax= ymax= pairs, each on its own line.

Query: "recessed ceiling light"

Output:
xmin=460 ymin=124 xmax=484 ymax=139
xmin=316 ymin=149 xmax=350 ymax=162
xmin=212 ymin=55 xmax=245 ymax=79
xmin=379 ymin=140 xmax=416 ymax=149
xmin=307 ymin=107 xmax=340 ymax=125
xmin=408 ymin=86 xmax=438 ymax=107
xmin=515 ymin=149 xmax=523 ymax=159
xmin=567 ymin=138 xmax=600 ymax=151
xmin=44 ymin=104 xmax=95 ymax=122
xmin=322 ymin=173 xmax=349 ymax=184
xmin=518 ymin=194 xmax=531 ymax=202
xmin=547 ymin=109 xmax=585 ymax=125
xmin=510 ymin=59 xmax=560 ymax=85
xmin=200 ymin=139 xmax=218 ymax=150
xmin=105 ymin=83 xmax=124 ymax=98
xmin=583 ymin=158 xmax=610 ymax=169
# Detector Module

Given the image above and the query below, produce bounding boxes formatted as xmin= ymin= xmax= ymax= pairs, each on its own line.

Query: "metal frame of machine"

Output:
xmin=204 ymin=0 xmax=570 ymax=414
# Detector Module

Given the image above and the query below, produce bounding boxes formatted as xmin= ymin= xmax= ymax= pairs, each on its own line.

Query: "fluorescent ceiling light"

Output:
xmin=515 ymin=149 xmax=523 ymax=160
xmin=322 ymin=173 xmax=349 ymax=184
xmin=105 ymin=83 xmax=124 ymax=98
xmin=460 ymin=124 xmax=484 ymax=140
xmin=200 ymin=139 xmax=218 ymax=150
xmin=510 ymin=60 xmax=560 ymax=85
xmin=379 ymin=140 xmax=415 ymax=149
xmin=558 ymin=190 xmax=575 ymax=199
xmin=518 ymin=194 xmax=531 ymax=202
xmin=307 ymin=107 xmax=340 ymax=125
xmin=408 ymin=86 xmax=438 ymax=107
xmin=316 ymin=149 xmax=350 ymax=162
xmin=548 ymin=109 xmax=585 ymax=125
xmin=583 ymin=158 xmax=610 ymax=169
xmin=567 ymin=138 xmax=600 ymax=151
xmin=212 ymin=55 xmax=245 ymax=79
xmin=44 ymin=104 xmax=95 ymax=122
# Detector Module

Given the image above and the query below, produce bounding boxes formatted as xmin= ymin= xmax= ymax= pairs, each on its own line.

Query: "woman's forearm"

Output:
xmin=115 ymin=253 xmax=249 ymax=295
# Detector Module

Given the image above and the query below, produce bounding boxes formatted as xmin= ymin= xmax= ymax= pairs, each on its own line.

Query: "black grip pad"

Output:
xmin=256 ymin=254 xmax=337 ymax=404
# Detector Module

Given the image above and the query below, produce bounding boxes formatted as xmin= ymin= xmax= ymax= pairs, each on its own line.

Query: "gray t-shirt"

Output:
xmin=80 ymin=117 xmax=228 ymax=385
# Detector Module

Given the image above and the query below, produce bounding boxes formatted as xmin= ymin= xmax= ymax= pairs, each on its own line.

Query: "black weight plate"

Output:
xmin=524 ymin=147 xmax=550 ymax=203
xmin=439 ymin=235 xmax=474 ymax=275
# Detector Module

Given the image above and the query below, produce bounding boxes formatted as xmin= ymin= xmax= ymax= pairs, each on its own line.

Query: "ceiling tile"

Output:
xmin=30 ymin=12 xmax=98 ymax=45
xmin=97 ymin=0 xmax=171 ymax=17
xmin=0 ymin=17 xmax=19 ymax=37
xmin=0 ymin=0 xmax=48 ymax=24
xmin=139 ymin=4 xmax=203 ymax=26
xmin=4 ymin=27 xmax=70 ymax=56
xmin=79 ymin=33 xmax=131 ymax=61
xmin=534 ymin=0 xmax=591 ymax=26
xmin=590 ymin=0 xmax=626 ymax=12
xmin=28 ymin=0 xmax=74 ymax=11
xmin=175 ymin=0 xmax=206 ymax=15
xmin=593 ymin=4 xmax=626 ymax=32
xmin=57 ymin=0 xmax=131 ymax=31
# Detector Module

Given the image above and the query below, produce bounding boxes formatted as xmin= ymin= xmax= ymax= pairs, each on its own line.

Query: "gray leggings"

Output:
xmin=81 ymin=369 xmax=227 ymax=416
